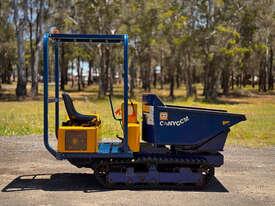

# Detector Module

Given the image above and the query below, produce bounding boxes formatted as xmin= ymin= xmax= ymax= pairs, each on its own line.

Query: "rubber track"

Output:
xmin=94 ymin=156 xmax=212 ymax=190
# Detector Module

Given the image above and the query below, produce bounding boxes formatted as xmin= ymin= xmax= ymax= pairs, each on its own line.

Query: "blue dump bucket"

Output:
xmin=142 ymin=94 xmax=246 ymax=153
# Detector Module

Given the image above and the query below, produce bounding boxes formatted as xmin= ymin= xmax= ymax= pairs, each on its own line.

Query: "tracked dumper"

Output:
xmin=92 ymin=94 xmax=245 ymax=189
xmin=43 ymin=33 xmax=246 ymax=189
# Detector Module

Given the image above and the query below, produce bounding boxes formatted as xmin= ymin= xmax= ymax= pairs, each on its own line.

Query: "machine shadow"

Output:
xmin=2 ymin=173 xmax=228 ymax=193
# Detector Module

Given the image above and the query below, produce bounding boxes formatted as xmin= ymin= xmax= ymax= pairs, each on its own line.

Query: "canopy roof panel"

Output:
xmin=48 ymin=33 xmax=126 ymax=43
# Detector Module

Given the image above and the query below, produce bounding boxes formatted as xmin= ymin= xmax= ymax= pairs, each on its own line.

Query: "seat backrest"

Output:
xmin=62 ymin=92 xmax=77 ymax=120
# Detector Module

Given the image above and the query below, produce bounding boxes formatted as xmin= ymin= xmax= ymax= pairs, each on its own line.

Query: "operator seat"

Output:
xmin=62 ymin=92 xmax=100 ymax=126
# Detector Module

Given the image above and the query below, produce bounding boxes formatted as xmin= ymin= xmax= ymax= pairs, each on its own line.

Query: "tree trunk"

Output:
xmin=160 ymin=48 xmax=164 ymax=89
xmin=176 ymin=60 xmax=181 ymax=89
xmin=80 ymin=64 xmax=85 ymax=88
xmin=29 ymin=5 xmax=35 ymax=95
xmin=0 ymin=69 xmax=2 ymax=88
xmin=31 ymin=0 xmax=45 ymax=97
xmin=251 ymin=72 xmax=255 ymax=88
xmin=169 ymin=70 xmax=175 ymax=100
xmin=1 ymin=61 xmax=12 ymax=84
xmin=71 ymin=61 xmax=74 ymax=88
xmin=141 ymin=48 xmax=151 ymax=92
xmin=153 ymin=66 xmax=157 ymax=89
xmin=98 ymin=47 xmax=105 ymax=98
xmin=222 ymin=59 xmax=230 ymax=96
xmin=109 ymin=52 xmax=116 ymax=96
xmin=202 ymin=56 xmax=209 ymax=97
xmin=258 ymin=56 xmax=267 ymax=92
xmin=13 ymin=0 xmax=27 ymax=99
xmin=168 ymin=56 xmax=175 ymax=100
xmin=231 ymin=71 xmax=234 ymax=90
xmin=185 ymin=53 xmax=194 ymax=97
xmin=60 ymin=43 xmax=66 ymax=91
xmin=146 ymin=49 xmax=151 ymax=92
xmin=129 ymin=55 xmax=136 ymax=97
xmin=160 ymin=65 xmax=164 ymax=90
xmin=32 ymin=39 xmax=42 ymax=97
xmin=15 ymin=24 xmax=27 ymax=99
xmin=104 ymin=47 xmax=110 ymax=95
xmin=204 ymin=54 xmax=220 ymax=99
xmin=140 ymin=56 xmax=146 ymax=90
xmin=77 ymin=57 xmax=81 ymax=91
xmin=268 ymin=45 xmax=273 ymax=90
xmin=88 ymin=60 xmax=93 ymax=85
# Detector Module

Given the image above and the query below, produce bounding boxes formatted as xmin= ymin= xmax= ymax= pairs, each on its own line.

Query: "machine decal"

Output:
xmin=222 ymin=120 xmax=230 ymax=125
xmin=160 ymin=116 xmax=189 ymax=127
xmin=144 ymin=106 xmax=154 ymax=125
xmin=142 ymin=104 xmax=150 ymax=113
xmin=65 ymin=130 xmax=87 ymax=151
xmin=159 ymin=112 xmax=168 ymax=120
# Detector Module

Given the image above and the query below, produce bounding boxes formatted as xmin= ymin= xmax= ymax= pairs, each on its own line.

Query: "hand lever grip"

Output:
xmin=108 ymin=95 xmax=122 ymax=121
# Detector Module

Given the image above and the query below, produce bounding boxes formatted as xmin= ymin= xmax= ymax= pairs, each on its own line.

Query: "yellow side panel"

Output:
xmin=128 ymin=123 xmax=140 ymax=152
xmin=58 ymin=126 xmax=99 ymax=153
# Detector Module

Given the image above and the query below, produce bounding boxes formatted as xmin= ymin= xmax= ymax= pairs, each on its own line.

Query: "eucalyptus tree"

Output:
xmin=12 ymin=0 xmax=29 ymax=99
xmin=158 ymin=0 xmax=188 ymax=99
xmin=0 ymin=0 xmax=15 ymax=87
xmin=71 ymin=0 xmax=122 ymax=97
xmin=27 ymin=0 xmax=47 ymax=97
xmin=253 ymin=0 xmax=274 ymax=91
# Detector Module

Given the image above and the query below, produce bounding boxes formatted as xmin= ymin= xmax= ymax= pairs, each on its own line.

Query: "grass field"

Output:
xmin=0 ymin=83 xmax=275 ymax=147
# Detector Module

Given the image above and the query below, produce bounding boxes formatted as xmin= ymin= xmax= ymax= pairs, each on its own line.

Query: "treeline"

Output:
xmin=0 ymin=0 xmax=274 ymax=100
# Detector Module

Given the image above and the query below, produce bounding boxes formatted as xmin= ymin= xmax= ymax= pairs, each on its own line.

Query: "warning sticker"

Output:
xmin=142 ymin=104 xmax=150 ymax=113
xmin=144 ymin=105 xmax=154 ymax=125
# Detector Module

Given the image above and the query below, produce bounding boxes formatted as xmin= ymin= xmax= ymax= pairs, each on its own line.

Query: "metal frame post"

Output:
xmin=123 ymin=34 xmax=129 ymax=152
xmin=54 ymin=42 xmax=59 ymax=136
xmin=43 ymin=33 xmax=132 ymax=159
xmin=43 ymin=33 xmax=59 ymax=158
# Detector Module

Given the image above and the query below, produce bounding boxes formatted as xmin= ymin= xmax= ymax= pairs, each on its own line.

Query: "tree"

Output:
xmin=0 ymin=1 xmax=16 ymax=87
xmin=12 ymin=0 xmax=28 ymax=99
xmin=254 ymin=0 xmax=274 ymax=91
xmin=32 ymin=0 xmax=46 ymax=97
xmin=159 ymin=1 xmax=188 ymax=99
xmin=1 ymin=0 xmax=274 ymax=100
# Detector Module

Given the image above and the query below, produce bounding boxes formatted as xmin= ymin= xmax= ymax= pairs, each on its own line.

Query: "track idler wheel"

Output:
xmin=94 ymin=161 xmax=110 ymax=187
xmin=206 ymin=167 xmax=215 ymax=183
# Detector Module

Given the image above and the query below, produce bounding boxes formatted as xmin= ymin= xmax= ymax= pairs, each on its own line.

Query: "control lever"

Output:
xmin=108 ymin=94 xmax=122 ymax=121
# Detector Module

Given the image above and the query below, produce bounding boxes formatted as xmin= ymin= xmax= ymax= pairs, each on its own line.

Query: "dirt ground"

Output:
xmin=0 ymin=135 xmax=274 ymax=206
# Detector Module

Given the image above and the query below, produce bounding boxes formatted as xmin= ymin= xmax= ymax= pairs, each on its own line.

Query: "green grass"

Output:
xmin=0 ymin=83 xmax=275 ymax=147
xmin=0 ymin=98 xmax=125 ymax=138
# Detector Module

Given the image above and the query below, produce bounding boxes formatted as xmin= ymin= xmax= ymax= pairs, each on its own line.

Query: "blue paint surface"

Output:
xmin=142 ymin=94 xmax=246 ymax=150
